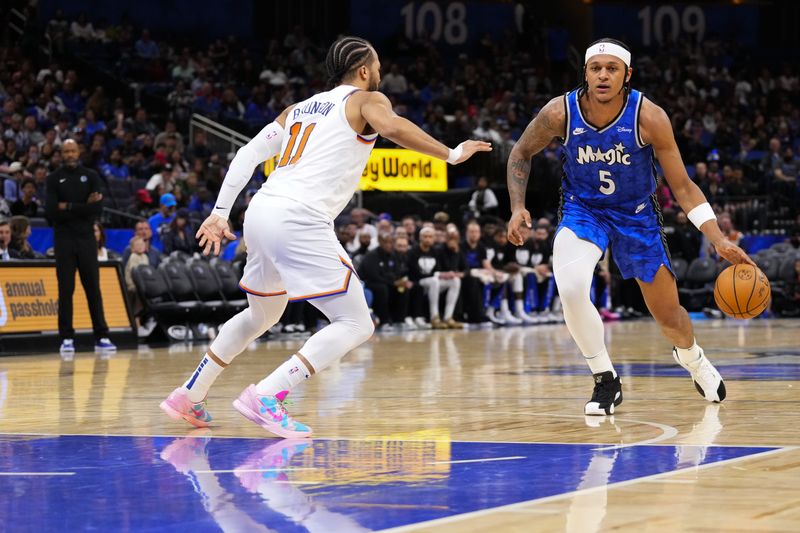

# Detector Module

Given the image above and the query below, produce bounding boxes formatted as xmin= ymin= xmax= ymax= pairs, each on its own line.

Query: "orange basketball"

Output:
xmin=714 ymin=264 xmax=771 ymax=319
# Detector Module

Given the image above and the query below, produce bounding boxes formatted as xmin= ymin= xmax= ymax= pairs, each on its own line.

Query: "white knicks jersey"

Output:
xmin=259 ymin=84 xmax=377 ymax=219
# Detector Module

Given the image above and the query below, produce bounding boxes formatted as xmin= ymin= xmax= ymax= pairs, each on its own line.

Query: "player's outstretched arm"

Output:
xmin=640 ymin=99 xmax=754 ymax=266
xmin=197 ymin=106 xmax=294 ymax=255
xmin=358 ymin=91 xmax=491 ymax=164
xmin=507 ymin=97 xmax=565 ymax=245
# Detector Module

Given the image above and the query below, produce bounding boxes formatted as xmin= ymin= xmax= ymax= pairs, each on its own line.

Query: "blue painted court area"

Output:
xmin=512 ymin=359 xmax=800 ymax=380
xmin=0 ymin=435 xmax=773 ymax=532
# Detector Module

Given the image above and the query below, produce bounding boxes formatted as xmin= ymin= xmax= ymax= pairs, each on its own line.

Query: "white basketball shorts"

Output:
xmin=238 ymin=193 xmax=356 ymax=301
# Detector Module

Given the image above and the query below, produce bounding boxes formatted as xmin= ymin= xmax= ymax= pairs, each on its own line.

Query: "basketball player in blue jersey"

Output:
xmin=506 ymin=38 xmax=755 ymax=415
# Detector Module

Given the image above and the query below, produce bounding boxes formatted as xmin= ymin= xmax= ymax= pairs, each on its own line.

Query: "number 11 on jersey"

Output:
xmin=278 ymin=122 xmax=316 ymax=167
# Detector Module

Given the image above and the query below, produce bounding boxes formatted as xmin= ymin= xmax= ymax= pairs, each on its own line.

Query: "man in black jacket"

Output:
xmin=358 ymin=232 xmax=411 ymax=330
xmin=45 ymin=139 xmax=115 ymax=354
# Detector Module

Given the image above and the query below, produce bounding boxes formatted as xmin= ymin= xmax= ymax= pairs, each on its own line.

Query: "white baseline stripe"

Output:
xmin=0 ymin=472 xmax=75 ymax=476
xmin=428 ymin=456 xmax=526 ymax=465
xmin=378 ymin=447 xmax=795 ymax=533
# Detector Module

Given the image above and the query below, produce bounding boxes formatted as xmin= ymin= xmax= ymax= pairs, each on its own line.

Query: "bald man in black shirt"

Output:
xmin=45 ymin=139 xmax=115 ymax=354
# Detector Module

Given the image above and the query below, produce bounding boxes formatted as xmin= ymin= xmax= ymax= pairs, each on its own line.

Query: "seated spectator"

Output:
xmin=100 ymin=148 xmax=130 ymax=180
xmin=8 ymin=215 xmax=40 ymax=259
xmin=161 ymin=209 xmax=197 ymax=255
xmin=122 ymin=220 xmax=161 ymax=268
xmin=187 ymin=186 xmax=215 ymax=216
xmin=346 ymin=207 xmax=377 ymax=253
xmin=401 ymin=215 xmax=419 ymax=246
xmin=10 ymin=178 xmax=40 ymax=217
xmin=93 ymin=222 xmax=119 ymax=261
xmin=468 ymin=176 xmax=499 ymax=220
xmin=349 ymin=232 xmax=373 ymax=269
xmin=666 ymin=211 xmax=701 ymax=261
xmin=515 ymin=225 xmax=555 ymax=322
xmin=0 ymin=219 xmax=20 ymax=260
xmin=437 ymin=230 xmax=467 ymax=328
xmin=408 ymin=227 xmax=459 ymax=329
xmin=146 ymin=163 xmax=176 ymax=195
xmin=148 ymin=193 xmax=177 ymax=252
xmin=486 ymin=228 xmax=523 ymax=325
xmin=358 ymin=232 xmax=411 ymax=330
xmin=124 ymin=236 xmax=151 ymax=322
xmin=135 ymin=29 xmax=160 ymax=59
xmin=3 ymin=162 xmax=24 ymax=202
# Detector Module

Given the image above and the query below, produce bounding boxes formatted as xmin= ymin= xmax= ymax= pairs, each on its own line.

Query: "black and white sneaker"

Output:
xmin=584 ymin=371 xmax=623 ymax=416
xmin=673 ymin=347 xmax=726 ymax=402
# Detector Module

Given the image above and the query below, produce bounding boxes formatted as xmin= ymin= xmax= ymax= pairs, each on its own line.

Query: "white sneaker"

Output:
xmin=403 ymin=317 xmax=418 ymax=330
xmin=500 ymin=309 xmax=522 ymax=325
xmin=673 ymin=347 xmax=726 ymax=402
xmin=486 ymin=308 xmax=506 ymax=325
xmin=283 ymin=324 xmax=296 ymax=334
xmin=60 ymin=339 xmax=75 ymax=354
xmin=414 ymin=317 xmax=432 ymax=329
xmin=516 ymin=311 xmax=540 ymax=324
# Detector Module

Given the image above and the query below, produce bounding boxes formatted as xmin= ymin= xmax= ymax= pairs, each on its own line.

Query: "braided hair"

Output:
xmin=579 ymin=37 xmax=632 ymax=97
xmin=325 ymin=36 xmax=374 ymax=88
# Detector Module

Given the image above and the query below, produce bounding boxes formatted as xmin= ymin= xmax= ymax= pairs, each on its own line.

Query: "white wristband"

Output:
xmin=687 ymin=202 xmax=716 ymax=230
xmin=447 ymin=143 xmax=464 ymax=164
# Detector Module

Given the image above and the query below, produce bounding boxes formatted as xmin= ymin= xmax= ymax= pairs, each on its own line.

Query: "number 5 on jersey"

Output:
xmin=278 ymin=122 xmax=316 ymax=167
xmin=599 ymin=170 xmax=616 ymax=195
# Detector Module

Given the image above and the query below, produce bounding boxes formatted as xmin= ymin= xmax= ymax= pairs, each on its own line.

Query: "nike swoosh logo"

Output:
xmin=214 ymin=205 xmax=227 ymax=210
xmin=635 ymin=203 xmax=646 ymax=214
xmin=59 ymin=178 xmax=66 ymax=183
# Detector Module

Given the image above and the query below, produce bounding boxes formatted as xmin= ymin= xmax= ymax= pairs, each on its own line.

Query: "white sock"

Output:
xmin=675 ymin=338 xmax=701 ymax=365
xmin=255 ymin=354 xmax=312 ymax=397
xmin=585 ymin=348 xmax=616 ymax=377
xmin=183 ymin=353 xmax=228 ymax=403
xmin=515 ymin=298 xmax=526 ymax=315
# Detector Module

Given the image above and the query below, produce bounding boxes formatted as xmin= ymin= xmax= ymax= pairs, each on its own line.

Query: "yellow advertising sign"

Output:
xmin=263 ymin=148 xmax=448 ymax=192
xmin=0 ymin=264 xmax=132 ymax=334
xmin=360 ymin=148 xmax=447 ymax=191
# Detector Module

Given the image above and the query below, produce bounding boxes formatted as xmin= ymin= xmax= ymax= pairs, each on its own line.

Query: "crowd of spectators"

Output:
xmin=1 ymin=5 xmax=799 ymax=335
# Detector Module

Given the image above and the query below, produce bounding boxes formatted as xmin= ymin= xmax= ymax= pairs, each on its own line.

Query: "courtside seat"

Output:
xmin=158 ymin=262 xmax=211 ymax=317
xmin=678 ymin=257 xmax=717 ymax=310
xmin=186 ymin=258 xmax=228 ymax=317
xmin=210 ymin=258 xmax=248 ymax=314
xmin=131 ymin=264 xmax=188 ymax=324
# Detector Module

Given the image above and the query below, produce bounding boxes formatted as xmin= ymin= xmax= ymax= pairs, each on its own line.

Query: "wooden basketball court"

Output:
xmin=1 ymin=318 xmax=798 ymax=531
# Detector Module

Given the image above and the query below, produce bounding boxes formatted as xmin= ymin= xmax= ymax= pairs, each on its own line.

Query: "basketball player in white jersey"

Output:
xmin=160 ymin=36 xmax=491 ymax=438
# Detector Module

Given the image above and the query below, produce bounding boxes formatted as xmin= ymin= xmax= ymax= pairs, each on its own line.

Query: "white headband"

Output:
xmin=585 ymin=42 xmax=631 ymax=66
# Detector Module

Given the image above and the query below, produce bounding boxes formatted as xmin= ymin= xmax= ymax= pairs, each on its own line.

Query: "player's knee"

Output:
xmin=557 ymin=280 xmax=591 ymax=307
xmin=353 ymin=312 xmax=375 ymax=342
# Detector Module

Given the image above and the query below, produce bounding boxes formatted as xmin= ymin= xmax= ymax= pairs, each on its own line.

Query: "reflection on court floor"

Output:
xmin=0 ymin=434 xmax=773 ymax=531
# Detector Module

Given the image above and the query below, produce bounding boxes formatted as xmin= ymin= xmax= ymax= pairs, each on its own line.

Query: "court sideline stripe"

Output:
xmin=377 ymin=446 xmax=796 ymax=532
xmin=0 ymin=431 xmax=796 ymax=448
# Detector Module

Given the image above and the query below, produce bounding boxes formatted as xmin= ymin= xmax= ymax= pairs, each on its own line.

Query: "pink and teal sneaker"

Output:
xmin=160 ymin=387 xmax=212 ymax=428
xmin=232 ymin=385 xmax=312 ymax=439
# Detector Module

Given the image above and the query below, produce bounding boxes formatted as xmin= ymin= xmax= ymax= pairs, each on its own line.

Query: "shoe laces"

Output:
xmin=590 ymin=377 xmax=618 ymax=404
xmin=693 ymin=357 xmax=718 ymax=384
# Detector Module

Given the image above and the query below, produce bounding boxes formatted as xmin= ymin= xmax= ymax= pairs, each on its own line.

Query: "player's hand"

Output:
xmin=507 ymin=208 xmax=532 ymax=246
xmin=451 ymin=140 xmax=492 ymax=164
xmin=196 ymin=213 xmax=236 ymax=256
xmin=713 ymin=239 xmax=756 ymax=267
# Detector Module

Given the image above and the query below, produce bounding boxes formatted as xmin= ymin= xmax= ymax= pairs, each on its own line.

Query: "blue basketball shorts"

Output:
xmin=557 ymin=195 xmax=673 ymax=282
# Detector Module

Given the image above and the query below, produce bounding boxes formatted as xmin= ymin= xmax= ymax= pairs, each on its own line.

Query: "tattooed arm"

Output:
xmin=507 ymin=97 xmax=566 ymax=245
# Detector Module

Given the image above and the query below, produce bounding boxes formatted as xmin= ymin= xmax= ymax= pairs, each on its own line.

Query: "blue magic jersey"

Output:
xmin=561 ymin=89 xmax=656 ymax=207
